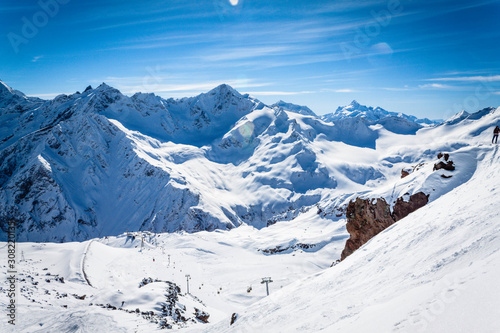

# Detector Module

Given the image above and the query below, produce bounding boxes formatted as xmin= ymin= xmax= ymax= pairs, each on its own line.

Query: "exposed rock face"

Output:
xmin=341 ymin=192 xmax=429 ymax=260
xmin=434 ymin=152 xmax=455 ymax=171
xmin=341 ymin=197 xmax=394 ymax=261
xmin=434 ymin=161 xmax=455 ymax=171
xmin=392 ymin=192 xmax=429 ymax=222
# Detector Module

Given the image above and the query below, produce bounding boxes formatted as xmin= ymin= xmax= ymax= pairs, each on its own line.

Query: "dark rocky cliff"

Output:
xmin=341 ymin=192 xmax=429 ymax=260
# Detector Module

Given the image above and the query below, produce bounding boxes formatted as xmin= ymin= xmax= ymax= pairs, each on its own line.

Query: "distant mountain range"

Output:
xmin=0 ymin=80 xmax=494 ymax=242
xmin=321 ymin=99 xmax=441 ymax=125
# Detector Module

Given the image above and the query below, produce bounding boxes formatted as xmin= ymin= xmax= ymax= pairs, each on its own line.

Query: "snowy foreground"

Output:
xmin=1 ymin=80 xmax=500 ymax=331
xmin=0 ymin=210 xmax=346 ymax=332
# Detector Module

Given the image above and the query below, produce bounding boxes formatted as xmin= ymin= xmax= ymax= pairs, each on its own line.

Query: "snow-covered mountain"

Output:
xmin=0 ymin=80 xmax=489 ymax=243
xmin=0 ymin=82 xmax=268 ymax=241
xmin=271 ymin=100 xmax=317 ymax=117
xmin=322 ymin=100 xmax=441 ymax=131
xmin=1 ymin=78 xmax=499 ymax=332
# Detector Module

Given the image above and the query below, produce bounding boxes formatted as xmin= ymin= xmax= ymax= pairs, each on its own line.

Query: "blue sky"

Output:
xmin=1 ymin=0 xmax=500 ymax=119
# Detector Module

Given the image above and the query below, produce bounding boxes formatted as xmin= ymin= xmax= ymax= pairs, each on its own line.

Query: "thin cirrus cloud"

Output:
xmin=246 ymin=90 xmax=316 ymax=96
xmin=426 ymin=75 xmax=500 ymax=82
xmin=418 ymin=83 xmax=451 ymax=89
xmin=322 ymin=88 xmax=359 ymax=93
xmin=31 ymin=55 xmax=43 ymax=62
xmin=200 ymin=45 xmax=298 ymax=62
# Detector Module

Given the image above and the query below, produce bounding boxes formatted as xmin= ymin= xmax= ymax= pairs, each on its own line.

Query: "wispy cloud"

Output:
xmin=201 ymin=45 xmax=296 ymax=62
xmin=382 ymin=87 xmax=413 ymax=92
xmin=335 ymin=89 xmax=355 ymax=93
xmin=419 ymin=83 xmax=451 ymax=89
xmin=31 ymin=55 xmax=43 ymax=62
xmin=322 ymin=88 xmax=359 ymax=93
xmin=28 ymin=92 xmax=71 ymax=99
xmin=246 ymin=90 xmax=316 ymax=96
xmin=87 ymin=11 xmax=214 ymax=31
xmin=427 ymin=75 xmax=500 ymax=82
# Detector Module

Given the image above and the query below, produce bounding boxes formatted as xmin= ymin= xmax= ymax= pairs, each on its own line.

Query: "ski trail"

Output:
xmin=81 ymin=240 xmax=94 ymax=287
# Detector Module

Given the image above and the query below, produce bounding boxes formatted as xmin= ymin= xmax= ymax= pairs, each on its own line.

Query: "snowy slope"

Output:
xmin=204 ymin=127 xmax=500 ymax=333
xmin=0 ymin=208 xmax=348 ymax=332
xmin=0 ymin=82 xmax=267 ymax=241
xmin=1 ymin=107 xmax=499 ymax=332
xmin=0 ymin=80 xmax=495 ymax=243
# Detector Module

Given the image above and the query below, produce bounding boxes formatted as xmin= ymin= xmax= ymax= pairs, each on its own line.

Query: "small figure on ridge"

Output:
xmin=493 ymin=126 xmax=500 ymax=144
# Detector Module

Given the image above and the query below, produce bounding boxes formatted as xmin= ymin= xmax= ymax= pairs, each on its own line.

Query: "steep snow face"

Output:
xmin=271 ymin=100 xmax=317 ymax=117
xmin=0 ymin=80 xmax=25 ymax=99
xmin=101 ymin=83 xmax=263 ymax=146
xmin=0 ymin=82 xmax=265 ymax=241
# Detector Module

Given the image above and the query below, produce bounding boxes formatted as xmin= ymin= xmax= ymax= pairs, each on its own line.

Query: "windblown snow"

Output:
xmin=0 ymin=80 xmax=499 ymax=332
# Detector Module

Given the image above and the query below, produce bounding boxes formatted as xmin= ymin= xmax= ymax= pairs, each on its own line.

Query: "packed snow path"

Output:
xmin=81 ymin=240 xmax=94 ymax=287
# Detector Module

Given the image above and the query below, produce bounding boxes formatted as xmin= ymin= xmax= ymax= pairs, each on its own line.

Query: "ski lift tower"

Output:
xmin=185 ymin=274 xmax=191 ymax=294
xmin=261 ymin=277 xmax=273 ymax=296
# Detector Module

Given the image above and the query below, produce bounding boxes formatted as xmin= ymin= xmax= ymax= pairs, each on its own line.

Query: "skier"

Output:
xmin=493 ymin=126 xmax=500 ymax=144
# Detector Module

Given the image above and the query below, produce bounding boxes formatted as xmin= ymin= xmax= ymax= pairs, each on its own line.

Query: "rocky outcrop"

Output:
xmin=434 ymin=153 xmax=455 ymax=171
xmin=341 ymin=197 xmax=394 ymax=260
xmin=341 ymin=192 xmax=429 ymax=260
xmin=401 ymin=162 xmax=425 ymax=179
xmin=392 ymin=192 xmax=429 ymax=221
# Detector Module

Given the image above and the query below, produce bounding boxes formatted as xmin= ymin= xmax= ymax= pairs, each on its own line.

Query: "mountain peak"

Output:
xmin=93 ymin=83 xmax=122 ymax=97
xmin=0 ymin=79 xmax=26 ymax=99
xmin=208 ymin=83 xmax=240 ymax=97
xmin=271 ymin=100 xmax=317 ymax=117
xmin=322 ymin=100 xmax=440 ymax=128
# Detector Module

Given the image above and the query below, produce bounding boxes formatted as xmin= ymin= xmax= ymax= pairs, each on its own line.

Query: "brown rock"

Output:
xmin=195 ymin=308 xmax=210 ymax=323
xmin=341 ymin=197 xmax=394 ymax=260
xmin=401 ymin=169 xmax=410 ymax=178
xmin=341 ymin=192 xmax=429 ymax=260
xmin=433 ymin=161 xmax=455 ymax=171
xmin=392 ymin=192 xmax=429 ymax=222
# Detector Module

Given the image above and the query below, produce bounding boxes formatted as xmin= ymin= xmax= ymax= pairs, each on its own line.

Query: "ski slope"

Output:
xmin=0 ymin=209 xmax=347 ymax=332
xmin=205 ymin=144 xmax=500 ymax=333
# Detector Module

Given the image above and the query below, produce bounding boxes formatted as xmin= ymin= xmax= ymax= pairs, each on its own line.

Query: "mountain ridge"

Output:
xmin=0 ymin=80 xmax=497 ymax=242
